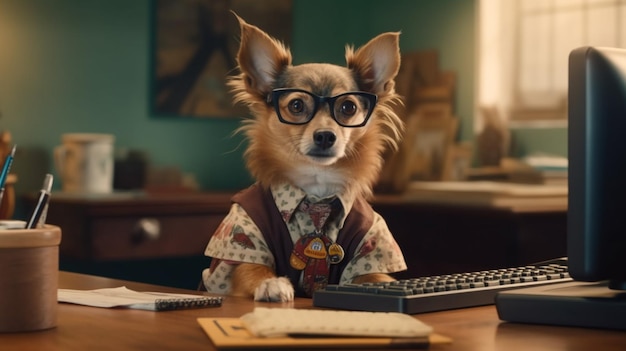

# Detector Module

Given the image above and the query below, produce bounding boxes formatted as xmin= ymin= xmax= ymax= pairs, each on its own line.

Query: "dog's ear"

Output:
xmin=234 ymin=13 xmax=292 ymax=98
xmin=345 ymin=32 xmax=401 ymax=96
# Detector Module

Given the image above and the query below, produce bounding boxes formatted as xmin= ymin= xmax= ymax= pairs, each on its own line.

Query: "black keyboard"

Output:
xmin=313 ymin=258 xmax=571 ymax=314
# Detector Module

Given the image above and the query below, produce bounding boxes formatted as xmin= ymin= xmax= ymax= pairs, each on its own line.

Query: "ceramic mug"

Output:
xmin=54 ymin=133 xmax=115 ymax=194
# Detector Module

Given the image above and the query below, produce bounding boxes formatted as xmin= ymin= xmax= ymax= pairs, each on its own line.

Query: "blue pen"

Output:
xmin=0 ymin=145 xmax=16 ymax=207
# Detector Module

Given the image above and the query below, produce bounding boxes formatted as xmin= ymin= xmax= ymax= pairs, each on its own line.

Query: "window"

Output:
xmin=478 ymin=0 xmax=626 ymax=126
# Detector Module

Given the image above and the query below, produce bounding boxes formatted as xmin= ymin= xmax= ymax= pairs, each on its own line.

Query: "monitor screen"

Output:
xmin=568 ymin=46 xmax=626 ymax=291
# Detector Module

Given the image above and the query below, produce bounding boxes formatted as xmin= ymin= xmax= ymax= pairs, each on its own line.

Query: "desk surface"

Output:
xmin=1 ymin=272 xmax=623 ymax=351
xmin=375 ymin=181 xmax=568 ymax=213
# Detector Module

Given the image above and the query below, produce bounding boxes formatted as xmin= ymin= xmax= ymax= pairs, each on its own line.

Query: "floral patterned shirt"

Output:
xmin=202 ymin=182 xmax=407 ymax=294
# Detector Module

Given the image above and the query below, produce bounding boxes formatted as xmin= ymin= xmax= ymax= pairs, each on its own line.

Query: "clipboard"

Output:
xmin=197 ymin=318 xmax=452 ymax=349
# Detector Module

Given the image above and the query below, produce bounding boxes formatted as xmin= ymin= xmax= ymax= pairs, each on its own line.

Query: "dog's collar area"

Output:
xmin=291 ymin=198 xmax=345 ymax=296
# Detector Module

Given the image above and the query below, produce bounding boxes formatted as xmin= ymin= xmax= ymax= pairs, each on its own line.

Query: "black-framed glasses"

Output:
xmin=267 ymin=88 xmax=378 ymax=127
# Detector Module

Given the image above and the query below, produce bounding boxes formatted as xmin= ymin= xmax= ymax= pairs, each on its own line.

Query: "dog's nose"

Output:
xmin=313 ymin=131 xmax=336 ymax=150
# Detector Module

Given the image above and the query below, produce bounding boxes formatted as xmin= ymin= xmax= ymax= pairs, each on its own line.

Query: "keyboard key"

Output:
xmin=378 ymin=288 xmax=412 ymax=296
xmin=412 ymin=288 xmax=424 ymax=295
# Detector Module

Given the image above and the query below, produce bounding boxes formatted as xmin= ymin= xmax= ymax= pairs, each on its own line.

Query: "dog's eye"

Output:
xmin=339 ymin=100 xmax=357 ymax=117
xmin=288 ymin=99 xmax=306 ymax=114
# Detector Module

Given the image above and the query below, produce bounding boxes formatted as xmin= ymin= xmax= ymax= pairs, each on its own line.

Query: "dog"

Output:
xmin=202 ymin=13 xmax=407 ymax=302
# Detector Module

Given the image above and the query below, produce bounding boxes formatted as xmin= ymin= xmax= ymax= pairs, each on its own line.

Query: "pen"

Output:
xmin=26 ymin=173 xmax=53 ymax=229
xmin=0 ymin=145 xmax=16 ymax=207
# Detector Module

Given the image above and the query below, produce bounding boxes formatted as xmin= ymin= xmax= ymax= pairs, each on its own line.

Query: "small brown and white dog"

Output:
xmin=202 ymin=14 xmax=406 ymax=302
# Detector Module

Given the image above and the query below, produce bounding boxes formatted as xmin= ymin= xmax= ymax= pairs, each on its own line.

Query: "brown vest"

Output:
xmin=232 ymin=183 xmax=374 ymax=297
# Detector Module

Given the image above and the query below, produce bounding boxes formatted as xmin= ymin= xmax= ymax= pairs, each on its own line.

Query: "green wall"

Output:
xmin=510 ymin=127 xmax=568 ymax=158
xmin=293 ymin=0 xmax=476 ymax=142
xmin=0 ymin=0 xmax=476 ymax=198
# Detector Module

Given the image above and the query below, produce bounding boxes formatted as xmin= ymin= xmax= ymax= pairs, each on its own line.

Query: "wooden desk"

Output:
xmin=23 ymin=192 xmax=233 ymax=289
xmin=372 ymin=182 xmax=568 ymax=278
xmin=25 ymin=185 xmax=567 ymax=287
xmin=0 ymin=272 xmax=624 ymax=351
xmin=35 ymin=191 xmax=233 ymax=260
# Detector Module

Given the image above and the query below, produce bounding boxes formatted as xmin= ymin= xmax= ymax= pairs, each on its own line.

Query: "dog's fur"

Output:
xmin=227 ymin=14 xmax=404 ymax=301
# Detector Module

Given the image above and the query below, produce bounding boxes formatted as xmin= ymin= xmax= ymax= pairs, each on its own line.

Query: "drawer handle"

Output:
xmin=131 ymin=218 xmax=161 ymax=244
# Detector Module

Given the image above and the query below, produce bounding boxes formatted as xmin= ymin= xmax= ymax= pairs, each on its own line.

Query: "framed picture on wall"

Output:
xmin=152 ymin=0 xmax=292 ymax=118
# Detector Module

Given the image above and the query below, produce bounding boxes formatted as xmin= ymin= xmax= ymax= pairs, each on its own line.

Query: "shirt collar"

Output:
xmin=270 ymin=182 xmax=355 ymax=228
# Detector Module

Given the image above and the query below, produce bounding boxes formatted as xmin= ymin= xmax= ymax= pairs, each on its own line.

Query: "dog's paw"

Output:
xmin=253 ymin=277 xmax=294 ymax=302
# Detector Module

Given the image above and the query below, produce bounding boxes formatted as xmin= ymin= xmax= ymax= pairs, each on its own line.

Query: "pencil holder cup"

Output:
xmin=0 ymin=225 xmax=61 ymax=332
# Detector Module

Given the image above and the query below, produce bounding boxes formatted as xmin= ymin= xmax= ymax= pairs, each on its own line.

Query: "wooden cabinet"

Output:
xmin=24 ymin=192 xmax=232 ymax=289
xmin=44 ymin=193 xmax=231 ymax=260
xmin=24 ymin=188 xmax=567 ymax=289
xmin=372 ymin=198 xmax=567 ymax=279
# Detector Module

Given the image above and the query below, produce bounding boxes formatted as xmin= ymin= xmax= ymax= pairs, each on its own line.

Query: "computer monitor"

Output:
xmin=568 ymin=46 xmax=626 ymax=291
xmin=495 ymin=47 xmax=626 ymax=330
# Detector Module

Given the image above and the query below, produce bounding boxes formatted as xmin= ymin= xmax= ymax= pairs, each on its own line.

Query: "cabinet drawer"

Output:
xmin=90 ymin=214 xmax=222 ymax=260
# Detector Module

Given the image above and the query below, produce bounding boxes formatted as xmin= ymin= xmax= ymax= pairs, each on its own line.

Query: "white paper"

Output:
xmin=58 ymin=286 xmax=222 ymax=311
xmin=240 ymin=307 xmax=433 ymax=338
